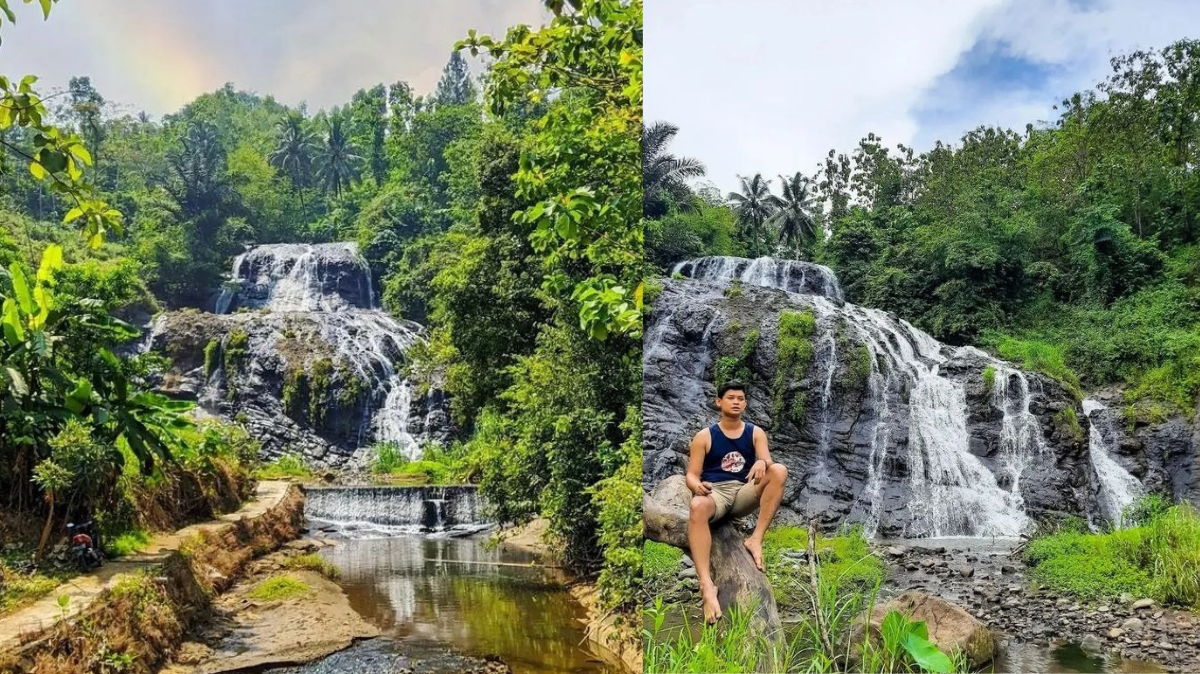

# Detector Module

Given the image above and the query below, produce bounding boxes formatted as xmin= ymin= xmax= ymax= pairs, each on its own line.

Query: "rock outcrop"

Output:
xmin=643 ymin=256 xmax=1195 ymax=536
xmin=144 ymin=243 xmax=453 ymax=467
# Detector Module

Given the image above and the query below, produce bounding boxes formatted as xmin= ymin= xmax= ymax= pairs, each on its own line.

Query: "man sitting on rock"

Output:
xmin=686 ymin=379 xmax=788 ymax=624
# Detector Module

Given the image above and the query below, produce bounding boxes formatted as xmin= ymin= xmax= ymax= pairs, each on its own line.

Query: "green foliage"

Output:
xmin=1026 ymin=504 xmax=1200 ymax=607
xmin=284 ymin=553 xmax=340 ymax=579
xmin=643 ymin=541 xmax=683 ymax=599
xmin=772 ymin=310 xmax=816 ymax=424
xmin=255 ymin=453 xmax=312 ymax=480
xmin=106 ymin=529 xmax=150 ymax=558
xmin=714 ymin=329 xmax=759 ymax=393
xmin=840 ymin=344 xmax=873 ymax=394
xmin=590 ymin=405 xmax=642 ymax=610
xmin=203 ymin=338 xmax=220 ymax=376
xmin=982 ymin=365 xmax=995 ymax=391
xmin=1054 ymin=407 xmax=1084 ymax=443
xmin=990 ymin=335 xmax=1082 ymax=399
xmin=248 ymin=575 xmax=311 ymax=601
xmin=1123 ymin=493 xmax=1172 ymax=527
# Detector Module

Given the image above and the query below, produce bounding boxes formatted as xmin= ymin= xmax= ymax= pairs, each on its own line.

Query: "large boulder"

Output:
xmin=847 ymin=591 xmax=995 ymax=667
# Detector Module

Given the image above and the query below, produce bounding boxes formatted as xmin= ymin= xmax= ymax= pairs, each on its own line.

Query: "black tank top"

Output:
xmin=701 ymin=421 xmax=755 ymax=483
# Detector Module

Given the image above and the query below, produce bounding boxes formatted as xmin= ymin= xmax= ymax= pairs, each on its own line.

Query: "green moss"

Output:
xmin=839 ymin=343 xmax=873 ymax=393
xmin=1055 ymin=407 xmax=1084 ymax=443
xmin=335 ymin=365 xmax=365 ymax=409
xmin=248 ymin=575 xmax=311 ymax=601
xmin=772 ymin=310 xmax=817 ymax=424
xmin=203 ymin=339 xmax=221 ymax=376
xmin=643 ymin=279 xmax=663 ymax=311
xmin=223 ymin=330 xmax=250 ymax=399
xmin=983 ymin=365 xmax=996 ymax=391
xmin=308 ymin=358 xmax=333 ymax=426
xmin=714 ymin=328 xmax=759 ymax=392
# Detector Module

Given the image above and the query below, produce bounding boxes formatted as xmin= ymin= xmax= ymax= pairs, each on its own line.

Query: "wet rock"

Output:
xmin=885 ymin=546 xmax=907 ymax=558
xmin=1079 ymin=634 xmax=1103 ymax=654
xmin=956 ymin=565 xmax=975 ymax=578
xmin=1000 ymin=565 xmax=1017 ymax=575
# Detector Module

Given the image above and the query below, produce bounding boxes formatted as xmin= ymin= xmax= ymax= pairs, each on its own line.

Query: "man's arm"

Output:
xmin=754 ymin=426 xmax=772 ymax=466
xmin=686 ymin=429 xmax=712 ymax=495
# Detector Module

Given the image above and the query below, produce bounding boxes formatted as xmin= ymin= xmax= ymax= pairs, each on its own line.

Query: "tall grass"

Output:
xmin=1027 ymin=502 xmax=1200 ymax=607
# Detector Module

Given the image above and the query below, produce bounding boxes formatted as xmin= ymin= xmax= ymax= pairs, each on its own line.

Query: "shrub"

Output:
xmin=643 ymin=541 xmax=683 ymax=599
xmin=256 ymin=453 xmax=312 ymax=480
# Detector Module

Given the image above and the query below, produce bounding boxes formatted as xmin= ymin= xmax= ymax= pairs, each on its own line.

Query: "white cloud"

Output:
xmin=648 ymin=0 xmax=1200 ymax=194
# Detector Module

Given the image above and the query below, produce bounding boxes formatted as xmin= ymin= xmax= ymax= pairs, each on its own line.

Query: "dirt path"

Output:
xmin=0 ymin=480 xmax=290 ymax=653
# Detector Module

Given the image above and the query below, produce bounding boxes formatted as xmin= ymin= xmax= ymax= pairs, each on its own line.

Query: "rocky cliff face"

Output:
xmin=644 ymin=256 xmax=1197 ymax=536
xmin=145 ymin=243 xmax=453 ymax=467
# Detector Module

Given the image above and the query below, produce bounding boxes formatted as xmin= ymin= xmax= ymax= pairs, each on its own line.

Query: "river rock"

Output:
xmin=1079 ymin=634 xmax=1103 ymax=654
xmin=1132 ymin=598 xmax=1155 ymax=610
xmin=1000 ymin=565 xmax=1018 ymax=575
xmin=679 ymin=566 xmax=697 ymax=579
xmin=885 ymin=546 xmax=907 ymax=558
xmin=956 ymin=565 xmax=975 ymax=578
xmin=1121 ymin=617 xmax=1144 ymax=631
xmin=847 ymin=591 xmax=996 ymax=667
xmin=1108 ymin=628 xmax=1125 ymax=639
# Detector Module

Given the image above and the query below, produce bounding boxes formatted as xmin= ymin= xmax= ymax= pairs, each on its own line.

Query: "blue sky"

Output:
xmin=0 ymin=1 xmax=548 ymax=118
xmin=646 ymin=0 xmax=1200 ymax=194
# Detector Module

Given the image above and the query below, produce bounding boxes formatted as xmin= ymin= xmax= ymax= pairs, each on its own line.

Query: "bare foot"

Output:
xmin=700 ymin=582 xmax=722 ymax=624
xmin=743 ymin=536 xmax=764 ymax=572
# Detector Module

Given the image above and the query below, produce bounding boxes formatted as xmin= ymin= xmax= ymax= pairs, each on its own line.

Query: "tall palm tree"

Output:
xmin=314 ymin=114 xmax=363 ymax=199
xmin=643 ymin=121 xmax=705 ymax=217
xmin=768 ymin=172 xmax=818 ymax=257
xmin=269 ymin=112 xmax=318 ymax=205
xmin=727 ymin=173 xmax=776 ymax=256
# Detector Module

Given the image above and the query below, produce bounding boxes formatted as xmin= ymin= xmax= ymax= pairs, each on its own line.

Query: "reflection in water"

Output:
xmin=321 ymin=535 xmax=618 ymax=674
xmin=992 ymin=639 xmax=1165 ymax=674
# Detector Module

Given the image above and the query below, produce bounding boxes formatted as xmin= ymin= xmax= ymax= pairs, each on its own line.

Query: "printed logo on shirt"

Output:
xmin=721 ymin=452 xmax=746 ymax=474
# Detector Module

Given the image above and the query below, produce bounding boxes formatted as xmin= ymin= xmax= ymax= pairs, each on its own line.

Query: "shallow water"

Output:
xmin=992 ymin=639 xmax=1165 ymax=673
xmin=279 ymin=534 xmax=619 ymax=674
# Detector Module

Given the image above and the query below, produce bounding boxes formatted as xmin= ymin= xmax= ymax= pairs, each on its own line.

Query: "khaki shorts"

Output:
xmin=707 ymin=479 xmax=759 ymax=521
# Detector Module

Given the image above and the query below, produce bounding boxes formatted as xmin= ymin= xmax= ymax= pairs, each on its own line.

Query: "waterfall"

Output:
xmin=653 ymin=255 xmax=1054 ymax=538
xmin=216 ymin=243 xmax=428 ymax=459
xmin=672 ymin=255 xmax=844 ymax=300
xmin=1083 ymin=400 xmax=1144 ymax=526
xmin=304 ymin=485 xmax=492 ymax=535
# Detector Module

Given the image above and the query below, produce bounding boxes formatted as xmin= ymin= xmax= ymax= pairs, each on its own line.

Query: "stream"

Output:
xmin=263 ymin=487 xmax=619 ymax=674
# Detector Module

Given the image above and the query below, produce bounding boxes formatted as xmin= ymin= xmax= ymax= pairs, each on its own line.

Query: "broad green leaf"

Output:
xmin=2 ymin=298 xmax=23 ymax=342
xmin=5 ymin=367 xmax=27 ymax=396
xmin=9 ymin=263 xmax=32 ymax=315
xmin=36 ymin=243 xmax=62 ymax=282
xmin=901 ymin=632 xmax=954 ymax=674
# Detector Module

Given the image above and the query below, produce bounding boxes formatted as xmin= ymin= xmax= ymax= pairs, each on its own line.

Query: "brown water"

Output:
xmin=306 ymin=535 xmax=619 ymax=674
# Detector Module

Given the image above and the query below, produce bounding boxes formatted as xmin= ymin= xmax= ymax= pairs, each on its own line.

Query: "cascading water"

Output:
xmin=304 ymin=485 xmax=491 ymax=535
xmin=659 ymin=255 xmax=1071 ymax=537
xmin=1083 ymin=399 xmax=1144 ymax=526
xmin=215 ymin=243 xmax=428 ymax=459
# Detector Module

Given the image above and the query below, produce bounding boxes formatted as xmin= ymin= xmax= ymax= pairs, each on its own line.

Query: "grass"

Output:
xmin=255 ymin=453 xmax=313 ymax=480
xmin=1026 ymin=502 xmax=1200 ymax=607
xmin=982 ymin=365 xmax=995 ymax=391
xmin=248 ymin=575 xmax=311 ymax=602
xmin=0 ymin=564 xmax=61 ymax=615
xmin=763 ymin=525 xmax=886 ymax=610
xmin=283 ymin=553 xmax=340 ymax=580
xmin=644 ymin=541 xmax=684 ymax=598
xmin=106 ymin=528 xmax=151 ymax=558
xmin=992 ymin=336 xmax=1082 ymax=399
xmin=368 ymin=442 xmax=458 ymax=484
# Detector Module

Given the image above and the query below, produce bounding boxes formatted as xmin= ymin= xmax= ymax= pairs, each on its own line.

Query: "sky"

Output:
xmin=646 ymin=0 xmax=1200 ymax=194
xmin=0 ymin=0 xmax=548 ymax=118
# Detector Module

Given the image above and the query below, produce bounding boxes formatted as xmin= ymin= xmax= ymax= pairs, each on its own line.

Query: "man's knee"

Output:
xmin=690 ymin=496 xmax=714 ymax=520
xmin=768 ymin=463 xmax=788 ymax=481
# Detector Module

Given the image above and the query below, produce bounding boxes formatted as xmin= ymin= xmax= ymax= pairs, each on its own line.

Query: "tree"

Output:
xmin=349 ymin=84 xmax=388 ymax=186
xmin=768 ymin=172 xmax=817 ymax=257
xmin=268 ymin=111 xmax=317 ymax=204
xmin=314 ymin=112 xmax=362 ymax=198
xmin=165 ymin=119 xmax=230 ymax=223
xmin=434 ymin=51 xmax=477 ymax=106
xmin=66 ymin=76 xmax=105 ymax=162
xmin=728 ymin=173 xmax=776 ymax=257
xmin=643 ymin=120 xmax=705 ymax=218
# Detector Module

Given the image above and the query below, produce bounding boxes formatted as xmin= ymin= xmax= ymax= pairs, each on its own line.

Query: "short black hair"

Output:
xmin=717 ymin=380 xmax=747 ymax=399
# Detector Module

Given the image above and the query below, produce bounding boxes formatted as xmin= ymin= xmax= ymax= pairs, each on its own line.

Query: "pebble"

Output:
xmin=957 ymin=565 xmax=974 ymax=578
xmin=1108 ymin=628 xmax=1125 ymax=639
xmin=682 ymin=556 xmax=694 ymax=568
xmin=1132 ymin=598 xmax=1155 ymax=610
xmin=679 ymin=567 xmax=697 ymax=579
xmin=1098 ymin=605 xmax=1111 ymax=613
xmin=1001 ymin=564 xmax=1017 ymax=575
